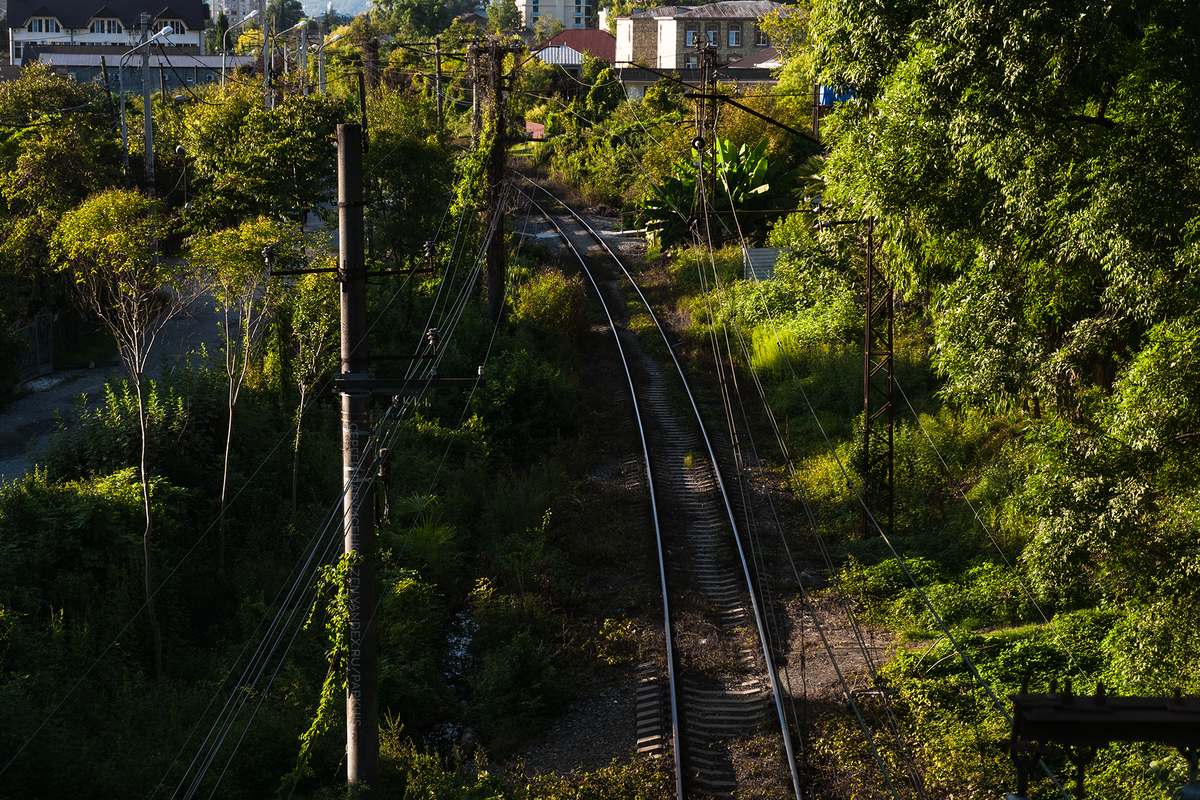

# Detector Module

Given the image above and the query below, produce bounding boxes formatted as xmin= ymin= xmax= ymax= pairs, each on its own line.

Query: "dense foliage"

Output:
xmin=0 ymin=41 xmax=676 ymax=798
xmin=625 ymin=0 xmax=1200 ymax=796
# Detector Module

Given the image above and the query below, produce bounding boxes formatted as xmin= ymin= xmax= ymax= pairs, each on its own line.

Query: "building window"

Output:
xmin=28 ymin=18 xmax=60 ymax=33
xmin=155 ymin=20 xmax=184 ymax=35
xmin=685 ymin=26 xmax=697 ymax=46
xmin=756 ymin=27 xmax=768 ymax=46
xmin=92 ymin=19 xmax=123 ymax=34
xmin=574 ymin=16 xmax=582 ymax=26
xmin=728 ymin=23 xmax=740 ymax=47
xmin=685 ymin=56 xmax=698 ymax=68
xmin=706 ymin=25 xmax=718 ymax=46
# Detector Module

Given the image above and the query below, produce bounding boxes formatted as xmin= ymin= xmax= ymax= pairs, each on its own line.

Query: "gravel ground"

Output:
xmin=517 ymin=680 xmax=639 ymax=778
xmin=0 ymin=295 xmax=225 ymax=482
xmin=510 ymin=207 xmax=652 ymax=779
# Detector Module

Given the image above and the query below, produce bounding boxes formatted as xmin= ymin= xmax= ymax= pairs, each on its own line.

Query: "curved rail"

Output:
xmin=519 ymin=175 xmax=803 ymax=800
xmin=521 ymin=194 xmax=685 ymax=800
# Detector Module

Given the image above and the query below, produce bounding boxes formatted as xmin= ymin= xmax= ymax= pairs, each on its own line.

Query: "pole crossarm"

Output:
xmin=334 ymin=374 xmax=483 ymax=394
xmin=682 ymin=91 xmax=822 ymax=147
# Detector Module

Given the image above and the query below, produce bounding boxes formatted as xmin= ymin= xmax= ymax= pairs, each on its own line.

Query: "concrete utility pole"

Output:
xmin=694 ymin=42 xmax=719 ymax=237
xmin=337 ymin=123 xmax=379 ymax=797
xmin=469 ymin=39 xmax=480 ymax=145
xmin=812 ymin=82 xmax=819 ymax=140
xmin=299 ymin=29 xmax=308 ymax=95
xmin=141 ymin=15 xmax=155 ymax=199
xmin=263 ymin=20 xmax=272 ymax=109
xmin=434 ymin=37 xmax=443 ymax=133
xmin=484 ymin=40 xmax=506 ymax=321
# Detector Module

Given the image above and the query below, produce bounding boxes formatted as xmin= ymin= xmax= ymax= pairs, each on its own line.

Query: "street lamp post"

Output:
xmin=222 ymin=9 xmax=258 ymax=92
xmin=269 ymin=19 xmax=308 ymax=106
xmin=318 ymin=33 xmax=340 ymax=94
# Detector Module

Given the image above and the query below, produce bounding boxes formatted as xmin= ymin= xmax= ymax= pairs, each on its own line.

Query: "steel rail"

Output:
xmin=519 ymin=193 xmax=684 ymax=800
xmin=519 ymin=174 xmax=803 ymax=800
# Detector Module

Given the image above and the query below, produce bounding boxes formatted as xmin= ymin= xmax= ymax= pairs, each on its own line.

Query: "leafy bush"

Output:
xmin=638 ymin=138 xmax=801 ymax=248
xmin=44 ymin=365 xmax=223 ymax=488
xmin=511 ymin=268 xmax=588 ymax=342
xmin=467 ymin=622 xmax=568 ymax=748
xmin=376 ymin=568 xmax=454 ymax=738
xmin=472 ymin=348 xmax=579 ymax=464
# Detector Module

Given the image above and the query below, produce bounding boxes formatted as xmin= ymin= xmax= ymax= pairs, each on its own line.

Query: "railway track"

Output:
xmin=516 ymin=177 xmax=803 ymax=800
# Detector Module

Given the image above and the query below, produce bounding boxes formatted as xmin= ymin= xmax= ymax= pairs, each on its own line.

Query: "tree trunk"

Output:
xmin=292 ymin=383 xmax=307 ymax=513
xmin=219 ymin=380 xmax=234 ymax=571
xmin=136 ymin=377 xmax=164 ymax=679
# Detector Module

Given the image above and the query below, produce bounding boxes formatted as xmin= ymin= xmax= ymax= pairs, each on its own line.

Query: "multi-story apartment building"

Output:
xmin=614 ymin=0 xmax=785 ymax=69
xmin=8 ymin=0 xmax=210 ymax=63
xmin=519 ymin=0 xmax=594 ymax=33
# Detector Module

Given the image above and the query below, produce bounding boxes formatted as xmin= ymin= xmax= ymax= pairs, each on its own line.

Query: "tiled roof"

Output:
xmin=536 ymin=29 xmax=616 ymax=63
xmin=629 ymin=1 xmax=786 ymax=20
xmin=726 ymin=44 xmax=780 ymax=68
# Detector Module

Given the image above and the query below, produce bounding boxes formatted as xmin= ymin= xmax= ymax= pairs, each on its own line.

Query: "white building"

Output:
xmin=519 ymin=0 xmax=593 ymax=32
xmin=8 ymin=0 xmax=210 ymax=63
xmin=614 ymin=0 xmax=785 ymax=69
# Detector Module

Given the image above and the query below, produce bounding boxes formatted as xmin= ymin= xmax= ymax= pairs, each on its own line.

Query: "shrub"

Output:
xmin=472 ymin=348 xmax=579 ymax=464
xmin=511 ymin=269 xmax=588 ymax=342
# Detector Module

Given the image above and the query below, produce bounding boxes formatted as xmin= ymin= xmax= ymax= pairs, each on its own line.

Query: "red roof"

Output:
xmin=536 ymin=30 xmax=616 ymax=64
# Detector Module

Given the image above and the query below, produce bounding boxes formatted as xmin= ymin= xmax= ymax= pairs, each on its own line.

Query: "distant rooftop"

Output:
xmin=535 ymin=29 xmax=616 ymax=63
xmin=628 ymin=1 xmax=786 ymax=19
xmin=532 ymin=43 xmax=586 ymax=67
xmin=727 ymin=44 xmax=781 ymax=69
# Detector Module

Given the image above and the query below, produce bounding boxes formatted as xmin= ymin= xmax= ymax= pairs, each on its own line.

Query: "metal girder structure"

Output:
xmin=862 ymin=218 xmax=893 ymax=538
xmin=1008 ymin=683 xmax=1200 ymax=800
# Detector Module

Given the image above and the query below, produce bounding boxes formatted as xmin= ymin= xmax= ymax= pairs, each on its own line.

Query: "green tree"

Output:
xmin=190 ymin=216 xmax=303 ymax=566
xmin=532 ymin=15 xmax=563 ymax=42
xmin=267 ymin=0 xmax=304 ymax=31
xmin=284 ymin=268 xmax=339 ymax=511
xmin=52 ymin=189 xmax=200 ymax=678
xmin=486 ymin=0 xmax=523 ymax=32
xmin=373 ymin=0 xmax=448 ymax=37
xmin=638 ymin=138 xmax=801 ymax=248
xmin=584 ymin=66 xmax=625 ymax=119
xmin=211 ymin=10 xmax=230 ymax=53
xmin=0 ymin=63 xmax=120 ymax=321
xmin=365 ymin=90 xmax=455 ymax=265
xmin=177 ymin=86 xmax=345 ymax=230
xmin=808 ymin=0 xmax=1200 ymax=417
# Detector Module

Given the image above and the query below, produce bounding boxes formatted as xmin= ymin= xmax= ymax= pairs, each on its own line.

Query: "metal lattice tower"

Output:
xmin=862 ymin=217 xmax=893 ymax=538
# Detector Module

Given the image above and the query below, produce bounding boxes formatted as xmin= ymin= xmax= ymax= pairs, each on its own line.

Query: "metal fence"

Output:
xmin=15 ymin=309 xmax=53 ymax=383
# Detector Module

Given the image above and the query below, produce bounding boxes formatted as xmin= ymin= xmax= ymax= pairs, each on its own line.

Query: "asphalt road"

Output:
xmin=0 ymin=295 xmax=225 ymax=483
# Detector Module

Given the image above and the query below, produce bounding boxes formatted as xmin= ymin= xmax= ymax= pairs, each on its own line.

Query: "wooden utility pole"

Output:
xmin=99 ymin=56 xmax=115 ymax=119
xmin=338 ymin=123 xmax=378 ymax=797
xmin=263 ymin=20 xmax=272 ymax=109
